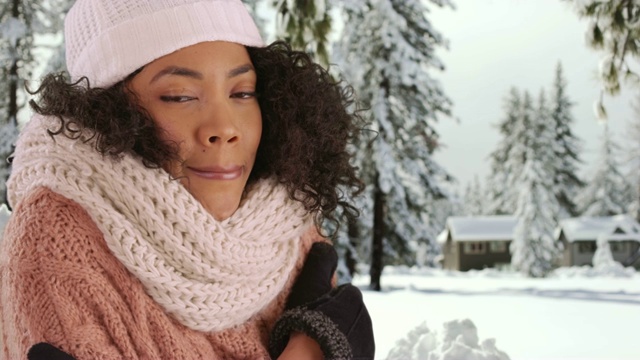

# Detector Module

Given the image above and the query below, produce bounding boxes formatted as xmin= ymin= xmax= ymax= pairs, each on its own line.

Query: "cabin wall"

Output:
xmin=458 ymin=240 xmax=511 ymax=271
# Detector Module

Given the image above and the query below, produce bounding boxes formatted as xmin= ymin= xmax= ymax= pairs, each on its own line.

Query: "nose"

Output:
xmin=197 ymin=103 xmax=240 ymax=146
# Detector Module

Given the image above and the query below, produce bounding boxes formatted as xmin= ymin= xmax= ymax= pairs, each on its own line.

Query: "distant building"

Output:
xmin=555 ymin=215 xmax=640 ymax=269
xmin=438 ymin=214 xmax=640 ymax=271
xmin=438 ymin=216 xmax=517 ymax=271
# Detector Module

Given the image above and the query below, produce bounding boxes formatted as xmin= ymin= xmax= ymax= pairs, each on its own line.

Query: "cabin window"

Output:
xmin=578 ymin=242 xmax=596 ymax=253
xmin=463 ymin=242 xmax=486 ymax=255
xmin=490 ymin=241 xmax=506 ymax=253
xmin=610 ymin=242 xmax=626 ymax=253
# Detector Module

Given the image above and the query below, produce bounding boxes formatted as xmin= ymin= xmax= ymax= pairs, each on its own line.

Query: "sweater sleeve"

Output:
xmin=0 ymin=188 xmax=141 ymax=360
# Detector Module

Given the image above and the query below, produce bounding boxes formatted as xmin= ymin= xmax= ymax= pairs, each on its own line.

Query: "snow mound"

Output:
xmin=551 ymin=264 xmax=635 ymax=278
xmin=386 ymin=319 xmax=510 ymax=360
xmin=382 ymin=265 xmax=524 ymax=279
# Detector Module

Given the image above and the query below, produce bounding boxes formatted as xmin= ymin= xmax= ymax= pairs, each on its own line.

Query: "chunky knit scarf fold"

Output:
xmin=7 ymin=115 xmax=313 ymax=332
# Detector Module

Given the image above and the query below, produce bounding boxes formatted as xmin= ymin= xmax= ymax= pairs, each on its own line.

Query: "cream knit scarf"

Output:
xmin=7 ymin=115 xmax=313 ymax=332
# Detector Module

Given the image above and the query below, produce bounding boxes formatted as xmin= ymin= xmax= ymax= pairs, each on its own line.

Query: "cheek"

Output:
xmin=152 ymin=115 xmax=180 ymax=142
xmin=152 ymin=114 xmax=192 ymax=153
xmin=150 ymin=117 xmax=191 ymax=176
xmin=163 ymin=161 xmax=182 ymax=179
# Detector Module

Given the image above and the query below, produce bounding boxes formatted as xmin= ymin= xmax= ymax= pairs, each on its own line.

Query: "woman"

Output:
xmin=0 ymin=0 xmax=374 ymax=359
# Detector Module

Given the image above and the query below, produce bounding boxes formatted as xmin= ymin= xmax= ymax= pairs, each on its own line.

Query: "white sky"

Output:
xmin=428 ymin=0 xmax=636 ymax=189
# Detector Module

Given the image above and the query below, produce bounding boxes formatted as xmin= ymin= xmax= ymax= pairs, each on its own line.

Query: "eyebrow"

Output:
xmin=227 ymin=64 xmax=254 ymax=78
xmin=149 ymin=64 xmax=255 ymax=84
xmin=149 ymin=66 xmax=202 ymax=84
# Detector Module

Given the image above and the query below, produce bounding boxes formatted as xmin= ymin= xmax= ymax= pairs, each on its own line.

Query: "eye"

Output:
xmin=230 ymin=91 xmax=257 ymax=99
xmin=160 ymin=95 xmax=196 ymax=103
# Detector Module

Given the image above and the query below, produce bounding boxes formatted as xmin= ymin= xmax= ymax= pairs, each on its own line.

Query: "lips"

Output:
xmin=187 ymin=165 xmax=243 ymax=180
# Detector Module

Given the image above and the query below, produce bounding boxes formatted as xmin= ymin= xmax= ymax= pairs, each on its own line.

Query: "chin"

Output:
xmin=200 ymin=192 xmax=243 ymax=221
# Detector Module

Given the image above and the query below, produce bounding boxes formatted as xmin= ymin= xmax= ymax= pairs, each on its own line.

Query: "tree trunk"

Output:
xmin=8 ymin=0 xmax=19 ymax=126
xmin=636 ymin=186 xmax=640 ymax=223
xmin=345 ymin=217 xmax=359 ymax=277
xmin=9 ymin=62 xmax=18 ymax=126
xmin=369 ymin=176 xmax=385 ymax=291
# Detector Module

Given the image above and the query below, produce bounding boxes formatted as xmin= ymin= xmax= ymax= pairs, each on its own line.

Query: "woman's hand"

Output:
xmin=277 ymin=332 xmax=323 ymax=360
xmin=28 ymin=343 xmax=76 ymax=360
xmin=286 ymin=242 xmax=338 ymax=309
xmin=269 ymin=242 xmax=375 ymax=359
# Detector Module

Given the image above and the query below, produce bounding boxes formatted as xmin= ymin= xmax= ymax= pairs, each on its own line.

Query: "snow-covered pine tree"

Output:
xmin=41 ymin=0 xmax=75 ymax=75
xmin=1 ymin=1 xmax=31 ymax=128
xmin=1 ymin=0 xmax=32 ymax=206
xmin=241 ymin=0 xmax=269 ymax=42
xmin=334 ymin=0 xmax=454 ymax=290
xmin=0 ymin=0 xmax=69 ymax=205
xmin=0 ymin=120 xmax=17 ymax=206
xmin=323 ymin=189 xmax=373 ymax=284
xmin=564 ymin=0 xmax=640 ymax=97
xmin=576 ymin=123 xmax=631 ymax=216
xmin=486 ymin=88 xmax=521 ymax=215
xmin=550 ymin=62 xmax=583 ymax=218
xmin=1 ymin=0 xmax=33 ymax=206
xmin=504 ymin=90 xmax=536 ymax=213
xmin=511 ymin=90 xmax=562 ymax=277
xmin=463 ymin=175 xmax=484 ymax=216
xmin=625 ymin=92 xmax=640 ymax=221
xmin=273 ymin=0 xmax=332 ymax=65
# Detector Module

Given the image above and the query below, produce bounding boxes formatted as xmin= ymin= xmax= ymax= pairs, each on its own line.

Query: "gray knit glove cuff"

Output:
xmin=269 ymin=307 xmax=352 ymax=359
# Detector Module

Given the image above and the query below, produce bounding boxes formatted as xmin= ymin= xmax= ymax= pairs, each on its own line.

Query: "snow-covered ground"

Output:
xmin=355 ymin=266 xmax=640 ymax=360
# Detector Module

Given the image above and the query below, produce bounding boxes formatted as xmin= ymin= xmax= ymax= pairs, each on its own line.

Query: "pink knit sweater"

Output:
xmin=0 ymin=187 xmax=320 ymax=360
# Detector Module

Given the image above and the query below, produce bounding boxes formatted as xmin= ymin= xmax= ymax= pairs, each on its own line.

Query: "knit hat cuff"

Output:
xmin=66 ymin=1 xmax=264 ymax=88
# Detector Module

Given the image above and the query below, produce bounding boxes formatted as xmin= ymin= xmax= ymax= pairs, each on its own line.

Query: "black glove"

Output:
xmin=28 ymin=343 xmax=76 ymax=360
xmin=270 ymin=242 xmax=375 ymax=359
xmin=286 ymin=241 xmax=338 ymax=309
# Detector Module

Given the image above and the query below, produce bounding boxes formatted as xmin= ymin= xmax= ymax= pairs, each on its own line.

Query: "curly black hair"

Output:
xmin=27 ymin=41 xmax=364 ymax=231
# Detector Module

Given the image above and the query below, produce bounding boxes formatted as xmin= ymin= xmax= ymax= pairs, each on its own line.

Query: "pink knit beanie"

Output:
xmin=64 ymin=0 xmax=264 ymax=88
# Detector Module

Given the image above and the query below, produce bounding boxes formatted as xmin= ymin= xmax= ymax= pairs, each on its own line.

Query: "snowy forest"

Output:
xmin=2 ymin=0 xmax=640 ymax=289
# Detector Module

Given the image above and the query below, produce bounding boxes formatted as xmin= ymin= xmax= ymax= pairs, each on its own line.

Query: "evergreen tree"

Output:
xmin=1 ymin=0 xmax=32 ymax=206
xmin=463 ymin=175 xmax=483 ymax=216
xmin=42 ymin=0 xmax=81 ymax=75
xmin=549 ymin=62 xmax=583 ymax=218
xmin=504 ymin=91 xmax=536 ymax=213
xmin=486 ymin=88 xmax=522 ymax=215
xmin=1 ymin=0 xmax=31 ymax=128
xmin=511 ymin=90 xmax=561 ymax=277
xmin=431 ymin=192 xmax=462 ymax=227
xmin=326 ymin=189 xmax=373 ymax=284
xmin=625 ymin=91 xmax=640 ymax=220
xmin=273 ymin=0 xmax=332 ymax=65
xmin=565 ymin=0 xmax=640 ymax=97
xmin=242 ymin=0 xmax=269 ymax=42
xmin=334 ymin=0 xmax=454 ymax=290
xmin=0 ymin=1 xmax=69 ymax=205
xmin=0 ymin=120 xmax=17 ymax=206
xmin=576 ymin=123 xmax=630 ymax=216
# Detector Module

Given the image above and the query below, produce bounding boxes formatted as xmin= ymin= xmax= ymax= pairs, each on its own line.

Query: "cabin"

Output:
xmin=438 ymin=216 xmax=517 ymax=271
xmin=555 ymin=215 xmax=640 ymax=269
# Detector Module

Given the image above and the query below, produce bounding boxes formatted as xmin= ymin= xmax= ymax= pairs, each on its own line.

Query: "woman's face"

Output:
xmin=128 ymin=41 xmax=262 ymax=220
